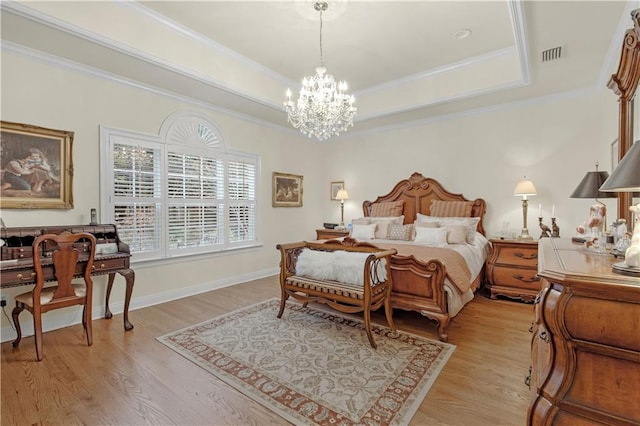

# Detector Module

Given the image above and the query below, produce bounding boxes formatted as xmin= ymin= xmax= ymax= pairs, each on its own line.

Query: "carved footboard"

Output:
xmin=388 ymin=255 xmax=451 ymax=342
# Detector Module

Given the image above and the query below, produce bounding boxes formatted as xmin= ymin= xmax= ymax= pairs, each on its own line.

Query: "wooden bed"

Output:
xmin=362 ymin=172 xmax=487 ymax=342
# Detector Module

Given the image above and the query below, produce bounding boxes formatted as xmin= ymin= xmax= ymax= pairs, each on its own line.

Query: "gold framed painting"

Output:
xmin=273 ymin=172 xmax=303 ymax=207
xmin=0 ymin=121 xmax=74 ymax=209
xmin=330 ymin=181 xmax=344 ymax=200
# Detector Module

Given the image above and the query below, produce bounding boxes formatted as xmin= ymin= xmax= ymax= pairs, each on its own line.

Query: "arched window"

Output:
xmin=100 ymin=112 xmax=259 ymax=261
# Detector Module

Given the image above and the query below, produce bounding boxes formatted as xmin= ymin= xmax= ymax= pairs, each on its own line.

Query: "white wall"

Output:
xmin=0 ymin=50 xmax=621 ymax=342
xmin=317 ymin=90 xmax=620 ymax=241
xmin=0 ymin=52 xmax=323 ymax=341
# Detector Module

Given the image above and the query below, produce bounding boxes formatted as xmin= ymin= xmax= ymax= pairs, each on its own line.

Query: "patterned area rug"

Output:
xmin=157 ymin=299 xmax=455 ymax=425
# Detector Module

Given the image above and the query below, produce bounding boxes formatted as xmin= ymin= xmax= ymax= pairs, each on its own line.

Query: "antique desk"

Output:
xmin=0 ymin=224 xmax=135 ymax=331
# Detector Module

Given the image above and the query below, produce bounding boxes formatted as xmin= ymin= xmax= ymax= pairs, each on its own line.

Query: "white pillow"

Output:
xmin=416 ymin=214 xmax=480 ymax=243
xmin=374 ymin=220 xmax=393 ymax=239
xmin=370 ymin=215 xmax=404 ymax=225
xmin=414 ymin=227 xmax=447 ymax=245
xmin=445 ymin=225 xmax=467 ymax=244
xmin=351 ymin=223 xmax=377 ymax=240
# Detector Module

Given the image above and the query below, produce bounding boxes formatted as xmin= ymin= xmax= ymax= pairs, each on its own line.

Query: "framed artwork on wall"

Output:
xmin=0 ymin=121 xmax=74 ymax=209
xmin=330 ymin=181 xmax=344 ymax=200
xmin=273 ymin=172 xmax=303 ymax=207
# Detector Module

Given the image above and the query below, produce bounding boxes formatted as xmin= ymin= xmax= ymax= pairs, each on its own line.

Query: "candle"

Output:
xmin=552 ymin=204 xmax=555 ymax=218
xmin=538 ymin=203 xmax=542 ymax=217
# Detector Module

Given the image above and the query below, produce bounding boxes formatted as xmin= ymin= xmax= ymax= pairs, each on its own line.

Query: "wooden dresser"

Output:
xmin=486 ymin=239 xmax=540 ymax=302
xmin=528 ymin=238 xmax=640 ymax=425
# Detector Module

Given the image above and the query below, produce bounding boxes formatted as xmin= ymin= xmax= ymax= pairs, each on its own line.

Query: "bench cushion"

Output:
xmin=295 ymin=249 xmax=387 ymax=286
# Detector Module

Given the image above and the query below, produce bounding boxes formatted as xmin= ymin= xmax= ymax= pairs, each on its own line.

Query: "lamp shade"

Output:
xmin=600 ymin=140 xmax=640 ymax=192
xmin=335 ymin=189 xmax=349 ymax=200
xmin=513 ymin=178 xmax=537 ymax=197
xmin=570 ymin=169 xmax=617 ymax=198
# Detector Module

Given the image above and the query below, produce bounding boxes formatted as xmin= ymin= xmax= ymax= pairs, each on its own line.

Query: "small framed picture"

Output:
xmin=330 ymin=181 xmax=344 ymax=200
xmin=0 ymin=121 xmax=74 ymax=209
xmin=273 ymin=172 xmax=303 ymax=207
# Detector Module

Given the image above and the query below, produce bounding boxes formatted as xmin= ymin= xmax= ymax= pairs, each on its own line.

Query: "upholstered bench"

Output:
xmin=276 ymin=238 xmax=397 ymax=348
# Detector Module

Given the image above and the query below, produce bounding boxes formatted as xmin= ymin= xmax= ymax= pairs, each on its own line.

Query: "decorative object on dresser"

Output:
xmin=538 ymin=217 xmax=551 ymax=238
xmin=528 ymin=238 xmax=640 ymax=425
xmin=569 ymin=162 xmax=616 ymax=236
xmin=283 ymin=1 xmax=357 ymax=141
xmin=315 ymin=228 xmax=349 ymax=240
xmin=361 ymin=172 xmax=488 ymax=342
xmin=513 ymin=177 xmax=537 ymax=240
xmin=600 ymin=140 xmax=640 ymax=276
xmin=550 ymin=218 xmax=560 ymax=238
xmin=486 ymin=239 xmax=540 ymax=302
xmin=0 ymin=224 xmax=135 ymax=331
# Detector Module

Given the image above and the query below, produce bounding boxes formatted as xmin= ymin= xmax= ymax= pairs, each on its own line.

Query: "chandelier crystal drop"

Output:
xmin=284 ymin=1 xmax=357 ymax=141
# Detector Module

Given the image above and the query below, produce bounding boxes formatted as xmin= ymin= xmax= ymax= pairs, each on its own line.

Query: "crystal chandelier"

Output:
xmin=284 ymin=1 xmax=357 ymax=141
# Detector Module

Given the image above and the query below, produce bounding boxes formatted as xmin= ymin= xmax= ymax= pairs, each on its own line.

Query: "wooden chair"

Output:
xmin=12 ymin=231 xmax=96 ymax=361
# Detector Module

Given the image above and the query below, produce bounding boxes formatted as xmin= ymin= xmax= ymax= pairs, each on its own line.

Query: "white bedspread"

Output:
xmin=355 ymin=233 xmax=491 ymax=317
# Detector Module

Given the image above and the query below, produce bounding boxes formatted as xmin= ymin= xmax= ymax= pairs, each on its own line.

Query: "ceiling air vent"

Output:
xmin=542 ymin=46 xmax=562 ymax=62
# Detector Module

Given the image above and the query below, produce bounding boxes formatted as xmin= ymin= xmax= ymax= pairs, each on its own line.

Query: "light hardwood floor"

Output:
xmin=1 ymin=276 xmax=532 ymax=425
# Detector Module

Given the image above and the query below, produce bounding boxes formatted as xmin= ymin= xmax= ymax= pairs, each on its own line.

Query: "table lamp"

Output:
xmin=513 ymin=177 xmax=537 ymax=240
xmin=335 ymin=189 xmax=349 ymax=229
xmin=569 ymin=162 xmax=616 ymax=234
xmin=599 ymin=140 xmax=640 ymax=276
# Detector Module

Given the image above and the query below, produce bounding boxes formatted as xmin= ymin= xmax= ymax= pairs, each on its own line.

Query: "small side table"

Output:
xmin=485 ymin=238 xmax=540 ymax=302
xmin=315 ymin=228 xmax=350 ymax=240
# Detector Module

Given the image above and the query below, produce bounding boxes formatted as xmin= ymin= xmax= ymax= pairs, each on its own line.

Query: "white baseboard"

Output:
xmin=0 ymin=267 xmax=279 ymax=343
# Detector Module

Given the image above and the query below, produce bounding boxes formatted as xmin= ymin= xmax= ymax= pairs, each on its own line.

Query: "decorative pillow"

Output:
xmin=430 ymin=200 xmax=474 ymax=218
xmin=370 ymin=201 xmax=404 ymax=217
xmin=388 ymin=223 xmax=413 ymax=241
xmin=351 ymin=223 xmax=376 ymax=240
xmin=370 ymin=215 xmax=404 ymax=225
xmin=412 ymin=220 xmax=439 ymax=239
xmin=416 ymin=215 xmax=480 ymax=244
xmin=374 ymin=221 xmax=392 ymax=239
xmin=446 ymin=225 xmax=467 ymax=244
xmin=351 ymin=217 xmax=371 ymax=226
xmin=414 ymin=227 xmax=447 ymax=245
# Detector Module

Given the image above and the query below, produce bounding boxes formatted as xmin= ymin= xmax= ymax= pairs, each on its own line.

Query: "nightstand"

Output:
xmin=485 ymin=239 xmax=540 ymax=302
xmin=315 ymin=228 xmax=350 ymax=240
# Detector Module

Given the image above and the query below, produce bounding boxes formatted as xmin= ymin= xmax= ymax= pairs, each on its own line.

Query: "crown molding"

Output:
xmin=1 ymin=41 xmax=299 ymax=137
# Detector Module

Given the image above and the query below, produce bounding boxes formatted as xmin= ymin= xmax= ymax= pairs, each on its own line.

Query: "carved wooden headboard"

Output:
xmin=362 ymin=172 xmax=487 ymax=235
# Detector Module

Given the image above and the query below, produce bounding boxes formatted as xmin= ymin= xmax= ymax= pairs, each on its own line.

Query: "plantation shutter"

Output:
xmin=111 ymin=143 xmax=162 ymax=259
xmin=167 ymin=151 xmax=225 ymax=255
xmin=227 ymin=157 xmax=257 ymax=244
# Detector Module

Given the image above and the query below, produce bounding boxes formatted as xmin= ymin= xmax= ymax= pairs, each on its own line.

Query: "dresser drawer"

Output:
xmin=490 ymin=266 xmax=541 ymax=290
xmin=494 ymin=245 xmax=538 ymax=268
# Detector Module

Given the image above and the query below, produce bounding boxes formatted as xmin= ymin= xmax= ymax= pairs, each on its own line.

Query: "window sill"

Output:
xmin=130 ymin=242 xmax=263 ymax=269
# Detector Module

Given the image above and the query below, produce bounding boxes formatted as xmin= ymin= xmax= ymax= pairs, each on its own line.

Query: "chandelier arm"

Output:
xmin=319 ymin=9 xmax=324 ymax=67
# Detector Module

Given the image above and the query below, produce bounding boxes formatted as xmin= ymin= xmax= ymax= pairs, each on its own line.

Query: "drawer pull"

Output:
xmin=529 ymin=321 xmax=534 ymax=333
xmin=524 ymin=366 xmax=532 ymax=389
xmin=534 ymin=294 xmax=541 ymax=305
xmin=514 ymin=274 xmax=541 ymax=283
xmin=539 ymin=330 xmax=549 ymax=343
xmin=91 ymin=263 xmax=106 ymax=270
xmin=514 ymin=252 xmax=537 ymax=260
xmin=16 ymin=272 xmax=36 ymax=280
